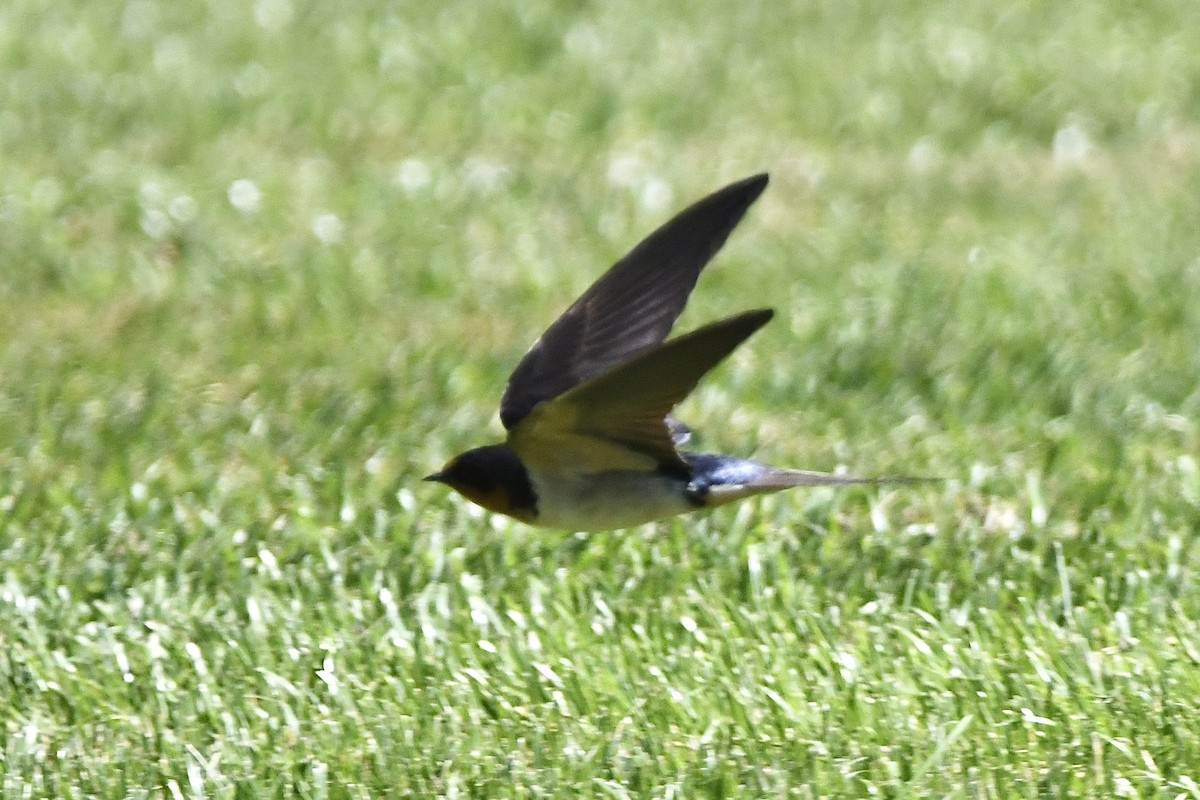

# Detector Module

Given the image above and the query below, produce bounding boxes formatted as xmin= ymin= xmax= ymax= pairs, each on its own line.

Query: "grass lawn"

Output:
xmin=4 ymin=0 xmax=1200 ymax=796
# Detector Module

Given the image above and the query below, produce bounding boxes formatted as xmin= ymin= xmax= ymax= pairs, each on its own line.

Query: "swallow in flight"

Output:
xmin=427 ymin=173 xmax=910 ymax=530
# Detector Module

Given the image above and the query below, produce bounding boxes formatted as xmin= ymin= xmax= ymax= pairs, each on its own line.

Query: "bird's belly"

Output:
xmin=528 ymin=470 xmax=695 ymax=531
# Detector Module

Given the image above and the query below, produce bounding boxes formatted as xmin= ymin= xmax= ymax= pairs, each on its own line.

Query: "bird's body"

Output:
xmin=427 ymin=173 xmax=914 ymax=530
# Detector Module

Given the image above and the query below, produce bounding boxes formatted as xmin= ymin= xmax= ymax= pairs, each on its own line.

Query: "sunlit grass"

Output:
xmin=3 ymin=0 xmax=1200 ymax=796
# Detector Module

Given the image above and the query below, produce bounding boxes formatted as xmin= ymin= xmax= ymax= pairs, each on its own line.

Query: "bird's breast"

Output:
xmin=526 ymin=469 xmax=695 ymax=531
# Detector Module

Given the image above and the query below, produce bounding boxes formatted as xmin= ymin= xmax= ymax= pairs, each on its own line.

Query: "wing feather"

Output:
xmin=508 ymin=310 xmax=774 ymax=475
xmin=499 ymin=174 xmax=769 ymax=430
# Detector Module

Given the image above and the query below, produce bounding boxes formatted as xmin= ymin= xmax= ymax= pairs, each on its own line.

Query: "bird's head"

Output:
xmin=425 ymin=444 xmax=538 ymax=522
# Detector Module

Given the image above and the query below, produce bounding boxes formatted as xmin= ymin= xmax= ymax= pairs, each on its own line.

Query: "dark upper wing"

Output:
xmin=508 ymin=309 xmax=774 ymax=475
xmin=499 ymin=173 xmax=770 ymax=430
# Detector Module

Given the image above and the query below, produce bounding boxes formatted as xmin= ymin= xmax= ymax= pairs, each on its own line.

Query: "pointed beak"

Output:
xmin=424 ymin=472 xmax=444 ymax=483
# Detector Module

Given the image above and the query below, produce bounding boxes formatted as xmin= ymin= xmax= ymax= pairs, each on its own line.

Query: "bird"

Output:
xmin=426 ymin=173 xmax=914 ymax=531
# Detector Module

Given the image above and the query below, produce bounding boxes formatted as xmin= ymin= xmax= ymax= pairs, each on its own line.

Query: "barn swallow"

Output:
xmin=427 ymin=173 xmax=911 ymax=530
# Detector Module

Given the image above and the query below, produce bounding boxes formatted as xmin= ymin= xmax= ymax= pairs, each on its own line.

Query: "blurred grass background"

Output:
xmin=3 ymin=0 xmax=1200 ymax=796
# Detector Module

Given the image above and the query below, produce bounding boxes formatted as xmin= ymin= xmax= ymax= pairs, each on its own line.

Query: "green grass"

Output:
xmin=4 ymin=0 xmax=1200 ymax=796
